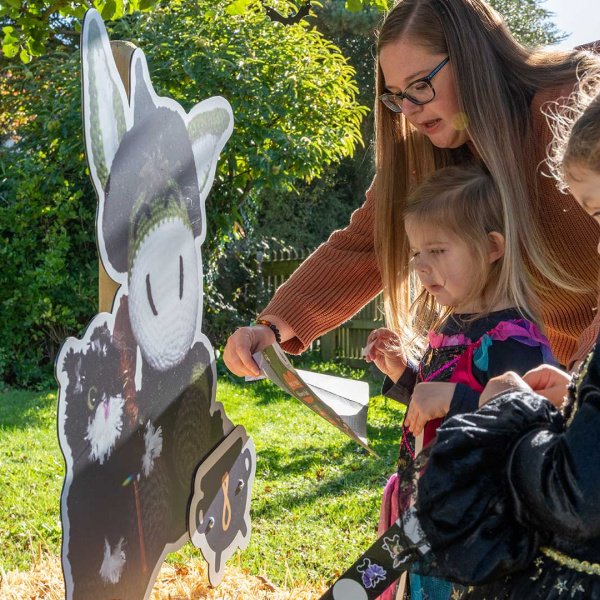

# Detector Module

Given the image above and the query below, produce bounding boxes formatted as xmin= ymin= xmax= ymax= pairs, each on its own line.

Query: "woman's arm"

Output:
xmin=569 ymin=302 xmax=600 ymax=369
xmin=224 ymin=184 xmax=381 ymax=376
xmin=259 ymin=184 xmax=381 ymax=354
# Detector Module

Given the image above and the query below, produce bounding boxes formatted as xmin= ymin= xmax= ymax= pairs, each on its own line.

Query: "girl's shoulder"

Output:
xmin=473 ymin=317 xmax=556 ymax=372
xmin=435 ymin=311 xmax=555 ymax=371
xmin=440 ymin=308 xmax=528 ymax=341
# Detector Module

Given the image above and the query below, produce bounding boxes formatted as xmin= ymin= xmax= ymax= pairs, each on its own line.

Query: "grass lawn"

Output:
xmin=0 ymin=358 xmax=404 ymax=586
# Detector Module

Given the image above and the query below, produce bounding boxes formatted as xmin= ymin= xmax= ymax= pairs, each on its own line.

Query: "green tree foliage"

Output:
xmin=491 ymin=0 xmax=566 ymax=47
xmin=0 ymin=0 xmax=158 ymax=62
xmin=0 ymin=0 xmax=386 ymax=65
xmin=0 ymin=0 xmax=366 ymax=386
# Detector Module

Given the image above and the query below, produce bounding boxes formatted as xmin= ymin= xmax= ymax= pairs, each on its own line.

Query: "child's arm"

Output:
xmin=507 ymin=384 xmax=600 ymax=540
xmin=404 ymin=382 xmax=456 ymax=436
xmin=405 ymin=341 xmax=550 ymax=434
xmin=365 ymin=328 xmax=417 ymax=405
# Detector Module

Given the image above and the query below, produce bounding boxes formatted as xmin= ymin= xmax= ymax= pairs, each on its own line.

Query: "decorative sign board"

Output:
xmin=55 ymin=10 xmax=254 ymax=599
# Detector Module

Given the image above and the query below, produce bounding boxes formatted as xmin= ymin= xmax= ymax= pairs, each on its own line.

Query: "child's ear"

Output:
xmin=487 ymin=231 xmax=505 ymax=264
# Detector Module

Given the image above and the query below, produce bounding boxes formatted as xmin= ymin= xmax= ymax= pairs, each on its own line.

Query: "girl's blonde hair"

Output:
xmin=374 ymin=0 xmax=600 ymax=337
xmin=398 ymin=164 xmax=541 ymax=362
xmin=547 ymin=72 xmax=600 ymax=190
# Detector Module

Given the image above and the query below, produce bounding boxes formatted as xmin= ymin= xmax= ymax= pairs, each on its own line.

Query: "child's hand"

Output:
xmin=522 ymin=365 xmax=570 ymax=408
xmin=404 ymin=382 xmax=456 ymax=436
xmin=363 ymin=328 xmax=407 ymax=382
xmin=478 ymin=372 xmax=531 ymax=407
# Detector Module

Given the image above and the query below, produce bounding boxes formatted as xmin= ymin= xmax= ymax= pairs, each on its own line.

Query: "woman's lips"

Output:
xmin=422 ymin=119 xmax=442 ymax=134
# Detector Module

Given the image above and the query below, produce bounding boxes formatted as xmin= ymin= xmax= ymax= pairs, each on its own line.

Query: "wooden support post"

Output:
xmin=98 ymin=40 xmax=137 ymax=313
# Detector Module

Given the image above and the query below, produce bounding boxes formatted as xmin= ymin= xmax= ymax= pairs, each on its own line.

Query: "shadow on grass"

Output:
xmin=0 ymin=389 xmax=57 ymax=431
xmin=252 ymin=440 xmax=399 ymax=518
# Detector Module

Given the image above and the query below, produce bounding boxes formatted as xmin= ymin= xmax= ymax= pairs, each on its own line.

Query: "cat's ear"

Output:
xmin=186 ymin=98 xmax=233 ymax=201
xmin=81 ymin=9 xmax=132 ymax=190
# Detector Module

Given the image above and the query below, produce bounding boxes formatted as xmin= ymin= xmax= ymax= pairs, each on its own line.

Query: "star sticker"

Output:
xmin=451 ymin=588 xmax=462 ymax=600
xmin=555 ymin=580 xmax=568 ymax=594
xmin=572 ymin=583 xmax=585 ymax=597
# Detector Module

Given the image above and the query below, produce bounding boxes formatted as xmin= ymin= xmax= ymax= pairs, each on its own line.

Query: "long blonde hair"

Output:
xmin=399 ymin=164 xmax=541 ymax=361
xmin=374 ymin=0 xmax=600 ymax=336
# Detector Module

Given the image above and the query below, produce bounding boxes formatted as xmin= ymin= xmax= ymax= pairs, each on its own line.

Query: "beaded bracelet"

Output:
xmin=252 ymin=319 xmax=281 ymax=344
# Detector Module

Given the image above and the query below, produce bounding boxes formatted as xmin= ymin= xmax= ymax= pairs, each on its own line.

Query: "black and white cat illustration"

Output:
xmin=55 ymin=10 xmax=254 ymax=600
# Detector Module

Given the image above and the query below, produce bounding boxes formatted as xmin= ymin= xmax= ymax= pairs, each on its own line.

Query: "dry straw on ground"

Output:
xmin=1 ymin=553 xmax=327 ymax=600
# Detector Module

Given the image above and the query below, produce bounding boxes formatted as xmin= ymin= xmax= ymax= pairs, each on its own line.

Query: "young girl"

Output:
xmin=365 ymin=163 xmax=555 ymax=600
xmin=320 ymin=77 xmax=600 ymax=600
xmin=427 ymin=68 xmax=600 ymax=600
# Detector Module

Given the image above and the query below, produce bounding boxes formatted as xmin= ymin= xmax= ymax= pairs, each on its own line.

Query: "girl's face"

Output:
xmin=565 ymin=163 xmax=600 ymax=252
xmin=405 ymin=219 xmax=500 ymax=313
xmin=379 ymin=39 xmax=469 ymax=149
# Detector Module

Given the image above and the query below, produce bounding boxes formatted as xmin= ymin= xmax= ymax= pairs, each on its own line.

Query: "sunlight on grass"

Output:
xmin=0 ymin=365 xmax=405 ymax=585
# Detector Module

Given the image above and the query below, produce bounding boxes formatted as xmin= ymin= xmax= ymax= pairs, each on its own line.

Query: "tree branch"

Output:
xmin=42 ymin=1 xmax=68 ymax=21
xmin=263 ymin=1 xmax=311 ymax=25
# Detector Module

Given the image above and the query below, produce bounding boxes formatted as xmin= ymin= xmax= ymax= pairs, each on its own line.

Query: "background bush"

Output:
xmin=0 ymin=0 xmax=367 ymax=387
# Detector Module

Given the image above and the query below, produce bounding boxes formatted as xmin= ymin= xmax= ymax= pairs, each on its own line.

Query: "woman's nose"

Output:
xmin=402 ymin=97 xmax=422 ymax=117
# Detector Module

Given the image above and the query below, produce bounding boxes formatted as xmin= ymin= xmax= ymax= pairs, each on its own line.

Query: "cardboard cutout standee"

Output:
xmin=55 ymin=10 xmax=255 ymax=599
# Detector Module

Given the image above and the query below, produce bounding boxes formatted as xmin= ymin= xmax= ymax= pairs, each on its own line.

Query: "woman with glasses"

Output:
xmin=225 ymin=3 xmax=599 ymax=388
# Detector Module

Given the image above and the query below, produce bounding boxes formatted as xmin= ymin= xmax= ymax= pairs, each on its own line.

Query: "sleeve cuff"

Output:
xmin=381 ymin=361 xmax=418 ymax=405
xmin=447 ymin=383 xmax=480 ymax=419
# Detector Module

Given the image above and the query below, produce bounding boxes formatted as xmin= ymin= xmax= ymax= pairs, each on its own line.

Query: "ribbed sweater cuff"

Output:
xmin=259 ymin=295 xmax=324 ymax=355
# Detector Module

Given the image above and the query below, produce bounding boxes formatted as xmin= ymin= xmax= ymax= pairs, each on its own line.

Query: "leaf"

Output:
xmin=19 ymin=48 xmax=31 ymax=63
xmin=2 ymin=42 xmax=18 ymax=58
xmin=226 ymin=0 xmax=253 ymax=16
xmin=29 ymin=39 xmax=45 ymax=56
xmin=71 ymin=5 xmax=87 ymax=18
xmin=3 ymin=0 xmax=21 ymax=8
xmin=101 ymin=0 xmax=116 ymax=20
xmin=114 ymin=0 xmax=125 ymax=18
xmin=345 ymin=0 xmax=363 ymax=10
xmin=138 ymin=0 xmax=155 ymax=10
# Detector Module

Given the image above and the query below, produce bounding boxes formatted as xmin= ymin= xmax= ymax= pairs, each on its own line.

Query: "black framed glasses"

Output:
xmin=378 ymin=56 xmax=450 ymax=114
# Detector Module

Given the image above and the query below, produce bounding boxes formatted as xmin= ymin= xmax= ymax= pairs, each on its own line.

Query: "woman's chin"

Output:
xmin=426 ymin=126 xmax=469 ymax=149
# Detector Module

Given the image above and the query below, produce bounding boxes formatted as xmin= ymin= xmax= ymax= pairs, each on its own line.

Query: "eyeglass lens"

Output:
xmin=383 ymin=81 xmax=434 ymax=113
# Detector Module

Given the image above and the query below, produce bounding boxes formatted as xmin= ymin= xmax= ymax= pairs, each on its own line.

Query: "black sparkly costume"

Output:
xmin=408 ymin=334 xmax=600 ymax=599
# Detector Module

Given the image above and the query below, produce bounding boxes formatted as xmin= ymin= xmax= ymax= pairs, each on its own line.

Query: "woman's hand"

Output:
xmin=404 ymin=382 xmax=456 ymax=436
xmin=478 ymin=371 xmax=531 ymax=407
xmin=224 ymin=315 xmax=294 ymax=377
xmin=363 ymin=328 xmax=407 ymax=382
xmin=522 ymin=364 xmax=570 ymax=409
xmin=223 ymin=326 xmax=275 ymax=377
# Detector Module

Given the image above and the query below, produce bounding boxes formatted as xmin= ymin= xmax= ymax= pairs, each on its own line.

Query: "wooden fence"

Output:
xmin=260 ymin=247 xmax=384 ymax=366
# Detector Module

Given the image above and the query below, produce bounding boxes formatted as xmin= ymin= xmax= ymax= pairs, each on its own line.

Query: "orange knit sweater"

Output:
xmin=262 ymin=85 xmax=600 ymax=367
